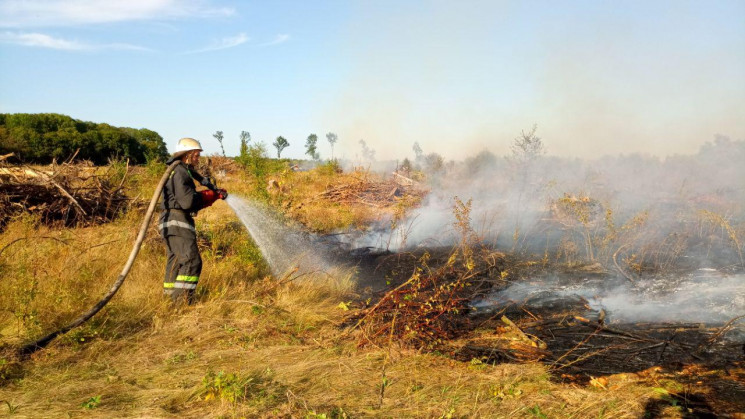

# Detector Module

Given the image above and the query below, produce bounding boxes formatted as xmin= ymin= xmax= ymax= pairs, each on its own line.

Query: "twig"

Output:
xmin=696 ymin=314 xmax=745 ymax=353
xmin=24 ymin=165 xmax=87 ymax=216
xmin=613 ymin=243 xmax=635 ymax=284
xmin=0 ymin=236 xmax=72 ymax=259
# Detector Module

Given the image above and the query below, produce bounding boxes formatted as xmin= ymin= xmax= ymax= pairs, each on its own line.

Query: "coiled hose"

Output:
xmin=19 ymin=160 xmax=181 ymax=356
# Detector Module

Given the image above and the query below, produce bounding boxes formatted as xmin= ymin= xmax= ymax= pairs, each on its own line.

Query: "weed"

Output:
xmin=527 ymin=404 xmax=548 ymax=419
xmin=80 ymin=395 xmax=101 ymax=409
xmin=439 ymin=407 xmax=456 ymax=419
xmin=200 ymin=369 xmax=279 ymax=405
xmin=2 ymin=400 xmax=19 ymax=415
xmin=165 ymin=350 xmax=198 ymax=365
xmin=468 ymin=358 xmax=487 ymax=371
xmin=490 ymin=383 xmax=523 ymax=402
xmin=699 ymin=209 xmax=744 ymax=269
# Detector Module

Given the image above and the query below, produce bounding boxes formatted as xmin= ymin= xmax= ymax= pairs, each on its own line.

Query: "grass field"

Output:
xmin=0 ymin=161 xmax=741 ymax=418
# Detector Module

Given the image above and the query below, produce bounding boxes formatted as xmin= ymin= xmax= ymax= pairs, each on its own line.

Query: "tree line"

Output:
xmin=217 ymin=130 xmax=339 ymax=161
xmin=0 ymin=113 xmax=168 ymax=164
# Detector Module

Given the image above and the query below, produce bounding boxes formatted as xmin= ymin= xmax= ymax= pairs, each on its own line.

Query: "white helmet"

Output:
xmin=172 ymin=137 xmax=203 ymax=158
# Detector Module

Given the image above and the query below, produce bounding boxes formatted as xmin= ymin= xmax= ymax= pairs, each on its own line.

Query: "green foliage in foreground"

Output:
xmin=0 ymin=113 xmax=168 ymax=164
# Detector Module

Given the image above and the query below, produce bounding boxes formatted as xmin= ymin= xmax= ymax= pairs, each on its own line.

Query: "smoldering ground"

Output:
xmin=337 ymin=134 xmax=745 ymax=334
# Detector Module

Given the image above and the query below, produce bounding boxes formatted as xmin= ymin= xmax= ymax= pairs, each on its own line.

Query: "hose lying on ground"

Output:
xmin=18 ymin=160 xmax=181 ymax=357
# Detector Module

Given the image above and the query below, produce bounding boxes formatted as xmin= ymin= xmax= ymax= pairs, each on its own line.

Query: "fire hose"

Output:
xmin=19 ymin=160 xmax=182 ymax=356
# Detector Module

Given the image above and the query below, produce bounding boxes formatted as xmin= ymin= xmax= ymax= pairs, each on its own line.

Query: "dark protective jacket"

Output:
xmin=158 ymin=159 xmax=211 ymax=236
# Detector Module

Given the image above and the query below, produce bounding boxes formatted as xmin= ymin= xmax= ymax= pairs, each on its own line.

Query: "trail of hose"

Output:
xmin=18 ymin=160 xmax=181 ymax=357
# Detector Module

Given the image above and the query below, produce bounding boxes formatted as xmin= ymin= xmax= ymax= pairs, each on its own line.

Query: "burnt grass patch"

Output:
xmin=339 ymin=243 xmax=745 ymax=414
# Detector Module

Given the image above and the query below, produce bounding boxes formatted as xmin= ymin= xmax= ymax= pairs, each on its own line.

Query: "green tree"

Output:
xmin=273 ymin=136 xmax=289 ymax=158
xmin=237 ymin=131 xmax=251 ymax=166
xmin=0 ymin=113 xmax=166 ymax=164
xmin=305 ymin=133 xmax=319 ymax=160
xmin=242 ymin=142 xmax=269 ymax=178
xmin=326 ymin=132 xmax=338 ymax=159
xmin=213 ymin=130 xmax=226 ymax=157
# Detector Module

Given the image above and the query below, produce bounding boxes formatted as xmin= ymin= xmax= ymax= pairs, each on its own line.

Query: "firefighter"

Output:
xmin=158 ymin=137 xmax=227 ymax=304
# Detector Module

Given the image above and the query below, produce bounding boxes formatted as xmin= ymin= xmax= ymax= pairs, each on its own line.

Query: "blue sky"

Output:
xmin=0 ymin=0 xmax=743 ymax=160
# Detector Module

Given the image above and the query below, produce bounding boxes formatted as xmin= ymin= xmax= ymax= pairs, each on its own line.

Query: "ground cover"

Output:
xmin=0 ymin=159 xmax=743 ymax=417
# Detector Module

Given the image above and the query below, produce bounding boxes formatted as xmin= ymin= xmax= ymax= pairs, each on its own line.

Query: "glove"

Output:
xmin=199 ymin=189 xmax=218 ymax=208
xmin=216 ymin=188 xmax=228 ymax=200
xmin=200 ymin=176 xmax=216 ymax=191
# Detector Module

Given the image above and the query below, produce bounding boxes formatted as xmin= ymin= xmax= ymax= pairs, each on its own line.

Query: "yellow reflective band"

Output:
xmin=163 ymin=282 xmax=175 ymax=288
xmin=176 ymin=275 xmax=199 ymax=283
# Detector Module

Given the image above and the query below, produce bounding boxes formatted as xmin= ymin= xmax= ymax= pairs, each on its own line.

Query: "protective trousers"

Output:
xmin=159 ymin=210 xmax=202 ymax=304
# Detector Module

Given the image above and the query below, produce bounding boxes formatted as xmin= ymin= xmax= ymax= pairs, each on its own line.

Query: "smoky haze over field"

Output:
xmin=345 ymin=134 xmax=745 ymax=332
xmin=328 ymin=2 xmax=745 ymax=162
xmin=353 ymin=134 xmax=745 ymax=273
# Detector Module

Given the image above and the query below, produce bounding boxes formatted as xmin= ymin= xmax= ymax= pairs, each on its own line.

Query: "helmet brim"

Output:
xmin=171 ymin=149 xmax=201 ymax=159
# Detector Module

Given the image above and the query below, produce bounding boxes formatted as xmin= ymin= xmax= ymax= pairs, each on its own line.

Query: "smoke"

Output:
xmin=346 ymin=136 xmax=745 ymax=272
xmin=325 ymin=2 xmax=745 ymax=161
xmin=472 ymin=272 xmax=745 ymax=340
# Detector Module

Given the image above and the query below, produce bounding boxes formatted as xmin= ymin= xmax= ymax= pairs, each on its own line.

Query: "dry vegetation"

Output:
xmin=0 ymin=159 xmax=743 ymax=418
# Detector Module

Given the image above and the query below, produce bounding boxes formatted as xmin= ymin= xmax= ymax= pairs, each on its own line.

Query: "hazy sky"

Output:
xmin=1 ymin=0 xmax=743 ymax=160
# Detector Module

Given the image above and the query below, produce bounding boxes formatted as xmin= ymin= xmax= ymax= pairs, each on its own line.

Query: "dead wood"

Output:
xmin=0 ymin=161 xmax=133 ymax=231
xmin=312 ymin=174 xmax=426 ymax=208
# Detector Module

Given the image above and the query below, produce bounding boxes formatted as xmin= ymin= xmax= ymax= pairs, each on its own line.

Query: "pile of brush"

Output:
xmin=314 ymin=172 xmax=427 ymax=208
xmin=203 ymin=155 xmax=242 ymax=177
xmin=0 ymin=157 xmax=131 ymax=230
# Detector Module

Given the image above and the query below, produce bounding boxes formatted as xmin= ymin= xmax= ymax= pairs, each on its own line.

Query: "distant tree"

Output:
xmin=424 ymin=152 xmax=445 ymax=173
xmin=508 ymin=125 xmax=545 ymax=247
xmin=305 ymin=133 xmax=320 ymax=160
xmin=326 ymin=132 xmax=338 ymax=159
xmin=400 ymin=157 xmax=412 ymax=172
xmin=464 ymin=150 xmax=498 ymax=175
xmin=273 ymin=136 xmax=289 ymax=158
xmin=412 ymin=142 xmax=424 ymax=162
xmin=359 ymin=139 xmax=376 ymax=162
xmin=213 ymin=130 xmax=226 ymax=157
xmin=510 ymin=124 xmax=544 ymax=167
xmin=237 ymin=131 xmax=251 ymax=166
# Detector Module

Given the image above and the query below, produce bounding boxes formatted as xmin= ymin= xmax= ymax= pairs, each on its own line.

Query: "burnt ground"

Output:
xmin=331 ymin=244 xmax=745 ymax=416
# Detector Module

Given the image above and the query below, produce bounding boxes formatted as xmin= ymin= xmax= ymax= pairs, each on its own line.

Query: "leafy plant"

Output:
xmin=527 ymin=404 xmax=547 ymax=419
xmin=200 ymin=369 xmax=276 ymax=404
xmin=2 ymin=400 xmax=19 ymax=414
xmin=80 ymin=395 xmax=101 ymax=409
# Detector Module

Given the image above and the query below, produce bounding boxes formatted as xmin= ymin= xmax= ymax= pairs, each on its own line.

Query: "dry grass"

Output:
xmin=0 ymin=162 xmax=704 ymax=418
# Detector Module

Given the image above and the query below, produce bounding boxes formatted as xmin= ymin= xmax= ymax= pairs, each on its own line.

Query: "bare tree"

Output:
xmin=509 ymin=124 xmax=545 ymax=251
